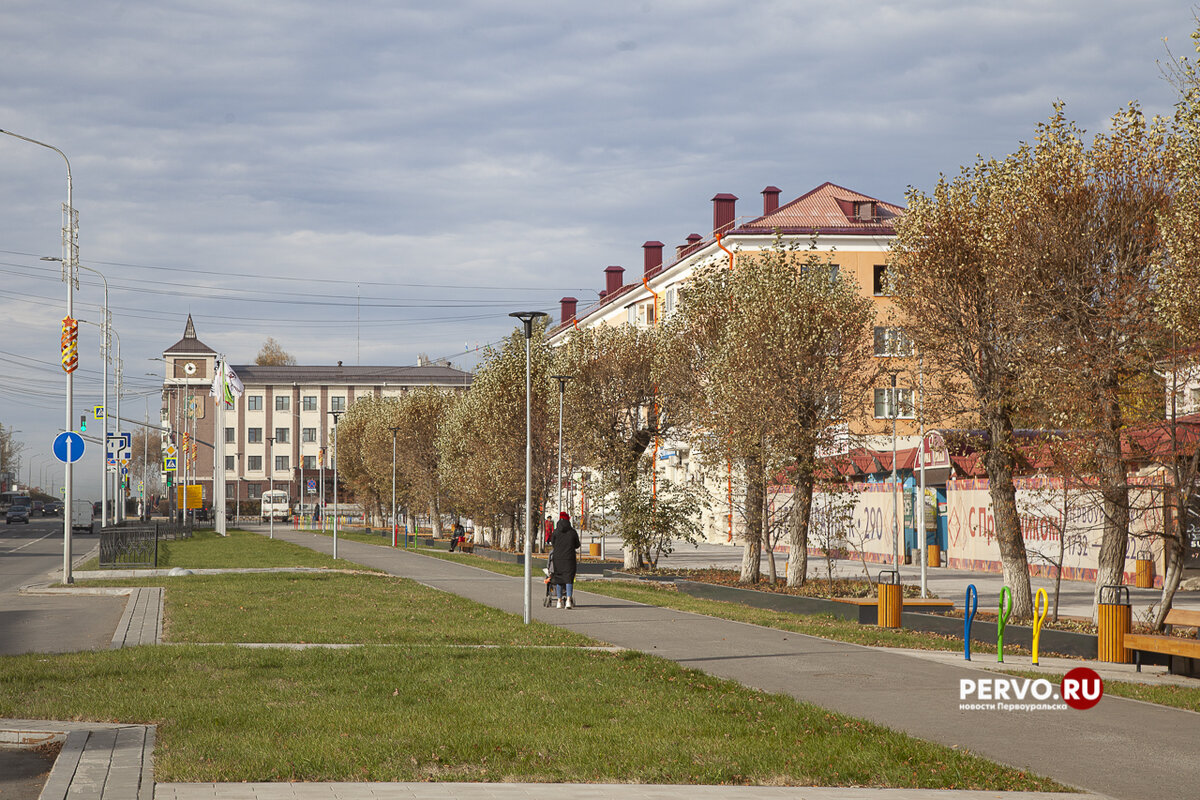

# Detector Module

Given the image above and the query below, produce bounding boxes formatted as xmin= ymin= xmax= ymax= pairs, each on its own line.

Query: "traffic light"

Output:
xmin=79 ymin=414 xmax=87 ymax=432
xmin=166 ymin=472 xmax=173 ymax=488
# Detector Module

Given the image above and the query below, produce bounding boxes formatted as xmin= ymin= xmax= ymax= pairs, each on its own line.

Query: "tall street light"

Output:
xmin=890 ymin=371 xmax=900 ymax=570
xmin=329 ymin=410 xmax=344 ymax=559
xmin=266 ymin=435 xmax=277 ymax=540
xmin=509 ymin=311 xmax=547 ymax=625
xmin=45 ymin=258 xmax=110 ymax=529
xmin=390 ymin=425 xmax=401 ymax=548
xmin=551 ymin=375 xmax=573 ymax=525
xmin=2 ymin=128 xmax=78 ymax=584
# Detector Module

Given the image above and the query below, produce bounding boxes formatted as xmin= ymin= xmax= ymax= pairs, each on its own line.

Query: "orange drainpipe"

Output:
xmin=642 ymin=275 xmax=661 ymax=505
xmin=717 ymin=233 xmax=735 ymax=541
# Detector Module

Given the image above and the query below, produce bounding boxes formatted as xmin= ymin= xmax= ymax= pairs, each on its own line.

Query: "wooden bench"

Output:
xmin=1124 ymin=608 xmax=1200 ymax=676
xmin=459 ymin=542 xmax=474 ymax=554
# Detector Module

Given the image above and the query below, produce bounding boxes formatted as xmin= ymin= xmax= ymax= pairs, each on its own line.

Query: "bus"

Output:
xmin=260 ymin=490 xmax=290 ymax=521
xmin=0 ymin=491 xmax=31 ymax=512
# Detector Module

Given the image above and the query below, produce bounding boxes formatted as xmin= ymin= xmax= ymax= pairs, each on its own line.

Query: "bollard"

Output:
xmin=1098 ymin=584 xmax=1132 ymax=663
xmin=997 ymin=586 xmax=1013 ymax=663
xmin=1135 ymin=550 xmax=1154 ymax=589
xmin=964 ymin=584 xmax=978 ymax=661
xmin=1032 ymin=588 xmax=1048 ymax=666
xmin=877 ymin=570 xmax=902 ymax=628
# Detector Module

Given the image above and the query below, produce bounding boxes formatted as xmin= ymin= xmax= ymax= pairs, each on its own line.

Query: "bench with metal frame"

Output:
xmin=1125 ymin=608 xmax=1200 ymax=676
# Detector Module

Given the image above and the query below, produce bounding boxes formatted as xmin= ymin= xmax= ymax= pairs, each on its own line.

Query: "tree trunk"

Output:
xmin=429 ymin=498 xmax=442 ymax=538
xmin=983 ymin=414 xmax=1033 ymax=619
xmin=740 ymin=456 xmax=764 ymax=583
xmin=1092 ymin=405 xmax=1130 ymax=623
xmin=786 ymin=460 xmax=814 ymax=587
xmin=1154 ymin=491 xmax=1188 ymax=630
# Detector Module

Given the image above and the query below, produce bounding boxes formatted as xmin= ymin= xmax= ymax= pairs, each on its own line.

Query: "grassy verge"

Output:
xmin=76 ymin=529 xmax=358 ymax=571
xmin=0 ymin=642 xmax=1063 ymax=789
xmin=14 ymin=534 xmax=1071 ymax=789
xmin=1000 ymin=668 xmax=1200 ymax=713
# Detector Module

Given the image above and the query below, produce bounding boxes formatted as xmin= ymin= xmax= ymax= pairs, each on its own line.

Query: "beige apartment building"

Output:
xmin=160 ymin=316 xmax=471 ymax=509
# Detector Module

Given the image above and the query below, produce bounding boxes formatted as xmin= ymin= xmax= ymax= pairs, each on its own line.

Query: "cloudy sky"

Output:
xmin=1 ymin=1 xmax=1194 ymax=495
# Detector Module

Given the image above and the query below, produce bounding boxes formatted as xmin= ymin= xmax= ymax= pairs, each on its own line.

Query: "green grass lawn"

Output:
xmin=1 ymin=532 xmax=1071 ymax=789
xmin=76 ymin=528 xmax=355 ymax=572
xmin=0 ymin=642 xmax=1063 ymax=789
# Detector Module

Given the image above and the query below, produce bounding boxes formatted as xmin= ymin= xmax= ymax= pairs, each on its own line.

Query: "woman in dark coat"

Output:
xmin=549 ymin=512 xmax=581 ymax=609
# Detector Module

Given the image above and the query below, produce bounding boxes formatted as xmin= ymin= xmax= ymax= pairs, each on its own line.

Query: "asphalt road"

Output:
xmin=0 ymin=514 xmax=126 ymax=656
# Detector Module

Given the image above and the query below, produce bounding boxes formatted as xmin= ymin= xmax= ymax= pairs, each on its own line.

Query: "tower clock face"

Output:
xmin=183 ymin=361 xmax=197 ymax=376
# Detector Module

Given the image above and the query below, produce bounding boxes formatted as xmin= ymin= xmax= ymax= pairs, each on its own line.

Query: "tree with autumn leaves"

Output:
xmin=665 ymin=238 xmax=877 ymax=586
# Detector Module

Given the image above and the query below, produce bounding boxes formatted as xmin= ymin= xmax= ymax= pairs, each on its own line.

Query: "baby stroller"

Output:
xmin=543 ymin=555 xmax=558 ymax=607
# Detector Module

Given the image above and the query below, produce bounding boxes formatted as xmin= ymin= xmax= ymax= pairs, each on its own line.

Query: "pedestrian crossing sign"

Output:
xmin=163 ymin=456 xmax=178 ymax=472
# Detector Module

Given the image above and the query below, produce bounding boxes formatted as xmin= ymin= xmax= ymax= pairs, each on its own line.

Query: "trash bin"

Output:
xmin=589 ymin=542 xmax=600 ymax=557
xmin=927 ymin=543 xmax=941 ymax=568
xmin=1135 ymin=551 xmax=1154 ymax=589
xmin=1097 ymin=584 xmax=1132 ymax=663
xmin=877 ymin=570 xmax=902 ymax=628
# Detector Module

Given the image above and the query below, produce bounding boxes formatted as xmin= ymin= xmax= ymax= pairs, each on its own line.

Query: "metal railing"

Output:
xmin=99 ymin=521 xmax=193 ymax=568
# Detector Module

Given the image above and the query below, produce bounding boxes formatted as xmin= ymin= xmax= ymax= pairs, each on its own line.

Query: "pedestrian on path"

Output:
xmin=549 ymin=512 xmax=580 ymax=609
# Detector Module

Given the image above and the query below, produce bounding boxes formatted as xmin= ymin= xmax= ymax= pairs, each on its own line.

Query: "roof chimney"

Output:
xmin=604 ymin=265 xmax=625 ymax=296
xmin=598 ymin=290 xmax=608 ymax=300
xmin=559 ymin=296 xmax=578 ymax=325
xmin=642 ymin=241 xmax=664 ymax=275
xmin=712 ymin=193 xmax=737 ymax=235
xmin=677 ymin=233 xmax=703 ymax=260
xmin=762 ymin=186 xmax=781 ymax=215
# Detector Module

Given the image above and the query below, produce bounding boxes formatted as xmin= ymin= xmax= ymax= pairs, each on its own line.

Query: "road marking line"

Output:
xmin=0 ymin=530 xmax=59 ymax=554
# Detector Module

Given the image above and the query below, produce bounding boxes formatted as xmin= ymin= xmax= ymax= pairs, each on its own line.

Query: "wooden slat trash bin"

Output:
xmin=1098 ymin=584 xmax=1132 ymax=664
xmin=877 ymin=570 xmax=902 ymax=629
xmin=1135 ymin=551 xmax=1154 ymax=589
xmin=589 ymin=542 xmax=600 ymax=557
xmin=927 ymin=543 xmax=941 ymax=568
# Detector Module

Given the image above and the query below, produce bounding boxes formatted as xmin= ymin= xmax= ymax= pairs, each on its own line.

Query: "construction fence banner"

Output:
xmin=944 ymin=477 xmax=1165 ymax=585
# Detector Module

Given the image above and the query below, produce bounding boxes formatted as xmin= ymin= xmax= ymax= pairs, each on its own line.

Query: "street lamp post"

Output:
xmin=551 ymin=375 xmax=572 ymax=524
xmin=390 ymin=426 xmax=400 ymax=548
xmin=266 ymin=436 xmax=276 ymax=540
xmin=329 ymin=410 xmax=344 ymax=559
xmin=2 ymin=128 xmax=78 ymax=584
xmin=509 ymin=311 xmax=548 ymax=625
xmin=890 ymin=372 xmax=900 ymax=570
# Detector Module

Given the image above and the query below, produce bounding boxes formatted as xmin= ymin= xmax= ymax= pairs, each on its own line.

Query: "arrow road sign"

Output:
xmin=53 ymin=431 xmax=85 ymax=464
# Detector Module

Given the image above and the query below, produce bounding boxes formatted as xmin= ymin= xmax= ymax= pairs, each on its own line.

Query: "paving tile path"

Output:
xmin=266 ymin=528 xmax=1198 ymax=800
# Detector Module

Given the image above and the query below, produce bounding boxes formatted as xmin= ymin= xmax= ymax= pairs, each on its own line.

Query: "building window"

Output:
xmin=874 ymin=387 xmax=914 ymax=420
xmin=248 ymin=395 xmax=263 ymax=411
xmin=225 ymin=427 xmax=235 ymax=444
xmin=275 ymin=455 xmax=289 ymax=471
xmin=330 ymin=396 xmax=346 ymax=412
xmin=248 ymin=428 xmax=262 ymax=444
xmin=303 ymin=396 xmax=318 ymax=411
xmin=276 ymin=395 xmax=290 ymax=411
xmin=247 ymin=482 xmax=261 ymax=499
xmin=274 ymin=428 xmax=290 ymax=444
xmin=627 ymin=306 xmax=636 ymax=325
xmin=1191 ymin=388 xmax=1200 ymax=408
xmin=302 ymin=427 xmax=317 ymax=443
xmin=873 ymin=265 xmax=890 ymax=296
xmin=226 ymin=482 xmax=237 ymax=497
xmin=247 ymin=455 xmax=262 ymax=472
xmin=663 ymin=287 xmax=676 ymax=316
xmin=874 ymin=327 xmax=913 ymax=357
xmin=303 ymin=455 xmax=316 ymax=469
xmin=645 ymin=302 xmax=655 ymax=325
xmin=225 ymin=455 xmax=235 ymax=471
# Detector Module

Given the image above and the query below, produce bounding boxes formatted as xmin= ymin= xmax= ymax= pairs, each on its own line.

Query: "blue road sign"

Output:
xmin=53 ymin=431 xmax=85 ymax=464
xmin=306 ymin=479 xmax=316 ymax=493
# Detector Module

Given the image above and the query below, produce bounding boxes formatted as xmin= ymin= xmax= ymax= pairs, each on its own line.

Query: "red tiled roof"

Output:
xmin=736 ymin=182 xmax=902 ymax=236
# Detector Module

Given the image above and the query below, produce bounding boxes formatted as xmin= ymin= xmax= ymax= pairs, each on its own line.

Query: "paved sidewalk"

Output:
xmin=264 ymin=528 xmax=1196 ymax=800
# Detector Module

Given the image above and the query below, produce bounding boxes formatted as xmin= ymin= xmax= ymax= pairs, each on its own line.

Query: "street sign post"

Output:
xmin=53 ymin=431 xmax=85 ymax=464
